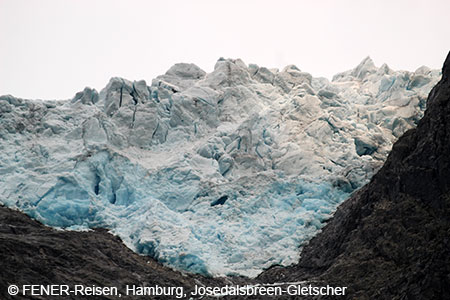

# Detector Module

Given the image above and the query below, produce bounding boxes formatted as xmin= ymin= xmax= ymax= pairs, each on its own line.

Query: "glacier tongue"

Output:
xmin=0 ymin=58 xmax=441 ymax=277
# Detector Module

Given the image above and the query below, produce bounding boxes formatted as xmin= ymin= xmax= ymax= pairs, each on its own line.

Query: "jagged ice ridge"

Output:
xmin=0 ymin=57 xmax=440 ymax=276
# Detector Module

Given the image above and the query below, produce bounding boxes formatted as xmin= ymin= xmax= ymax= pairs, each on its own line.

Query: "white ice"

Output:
xmin=0 ymin=58 xmax=440 ymax=276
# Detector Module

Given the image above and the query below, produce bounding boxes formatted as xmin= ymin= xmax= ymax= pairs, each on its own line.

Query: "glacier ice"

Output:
xmin=0 ymin=58 xmax=441 ymax=277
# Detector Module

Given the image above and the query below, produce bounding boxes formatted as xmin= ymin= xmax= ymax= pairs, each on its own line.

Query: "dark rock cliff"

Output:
xmin=258 ymin=52 xmax=450 ymax=299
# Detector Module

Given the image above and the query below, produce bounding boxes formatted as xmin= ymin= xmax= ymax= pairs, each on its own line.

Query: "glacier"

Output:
xmin=0 ymin=57 xmax=440 ymax=277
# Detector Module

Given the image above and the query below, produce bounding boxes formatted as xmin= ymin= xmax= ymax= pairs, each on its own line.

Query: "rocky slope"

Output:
xmin=257 ymin=52 xmax=450 ymax=299
xmin=0 ymin=205 xmax=228 ymax=300
xmin=0 ymin=57 xmax=439 ymax=277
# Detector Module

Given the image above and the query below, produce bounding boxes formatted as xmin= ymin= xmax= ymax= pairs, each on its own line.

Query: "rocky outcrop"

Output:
xmin=258 ymin=52 xmax=450 ymax=299
xmin=0 ymin=205 xmax=229 ymax=300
